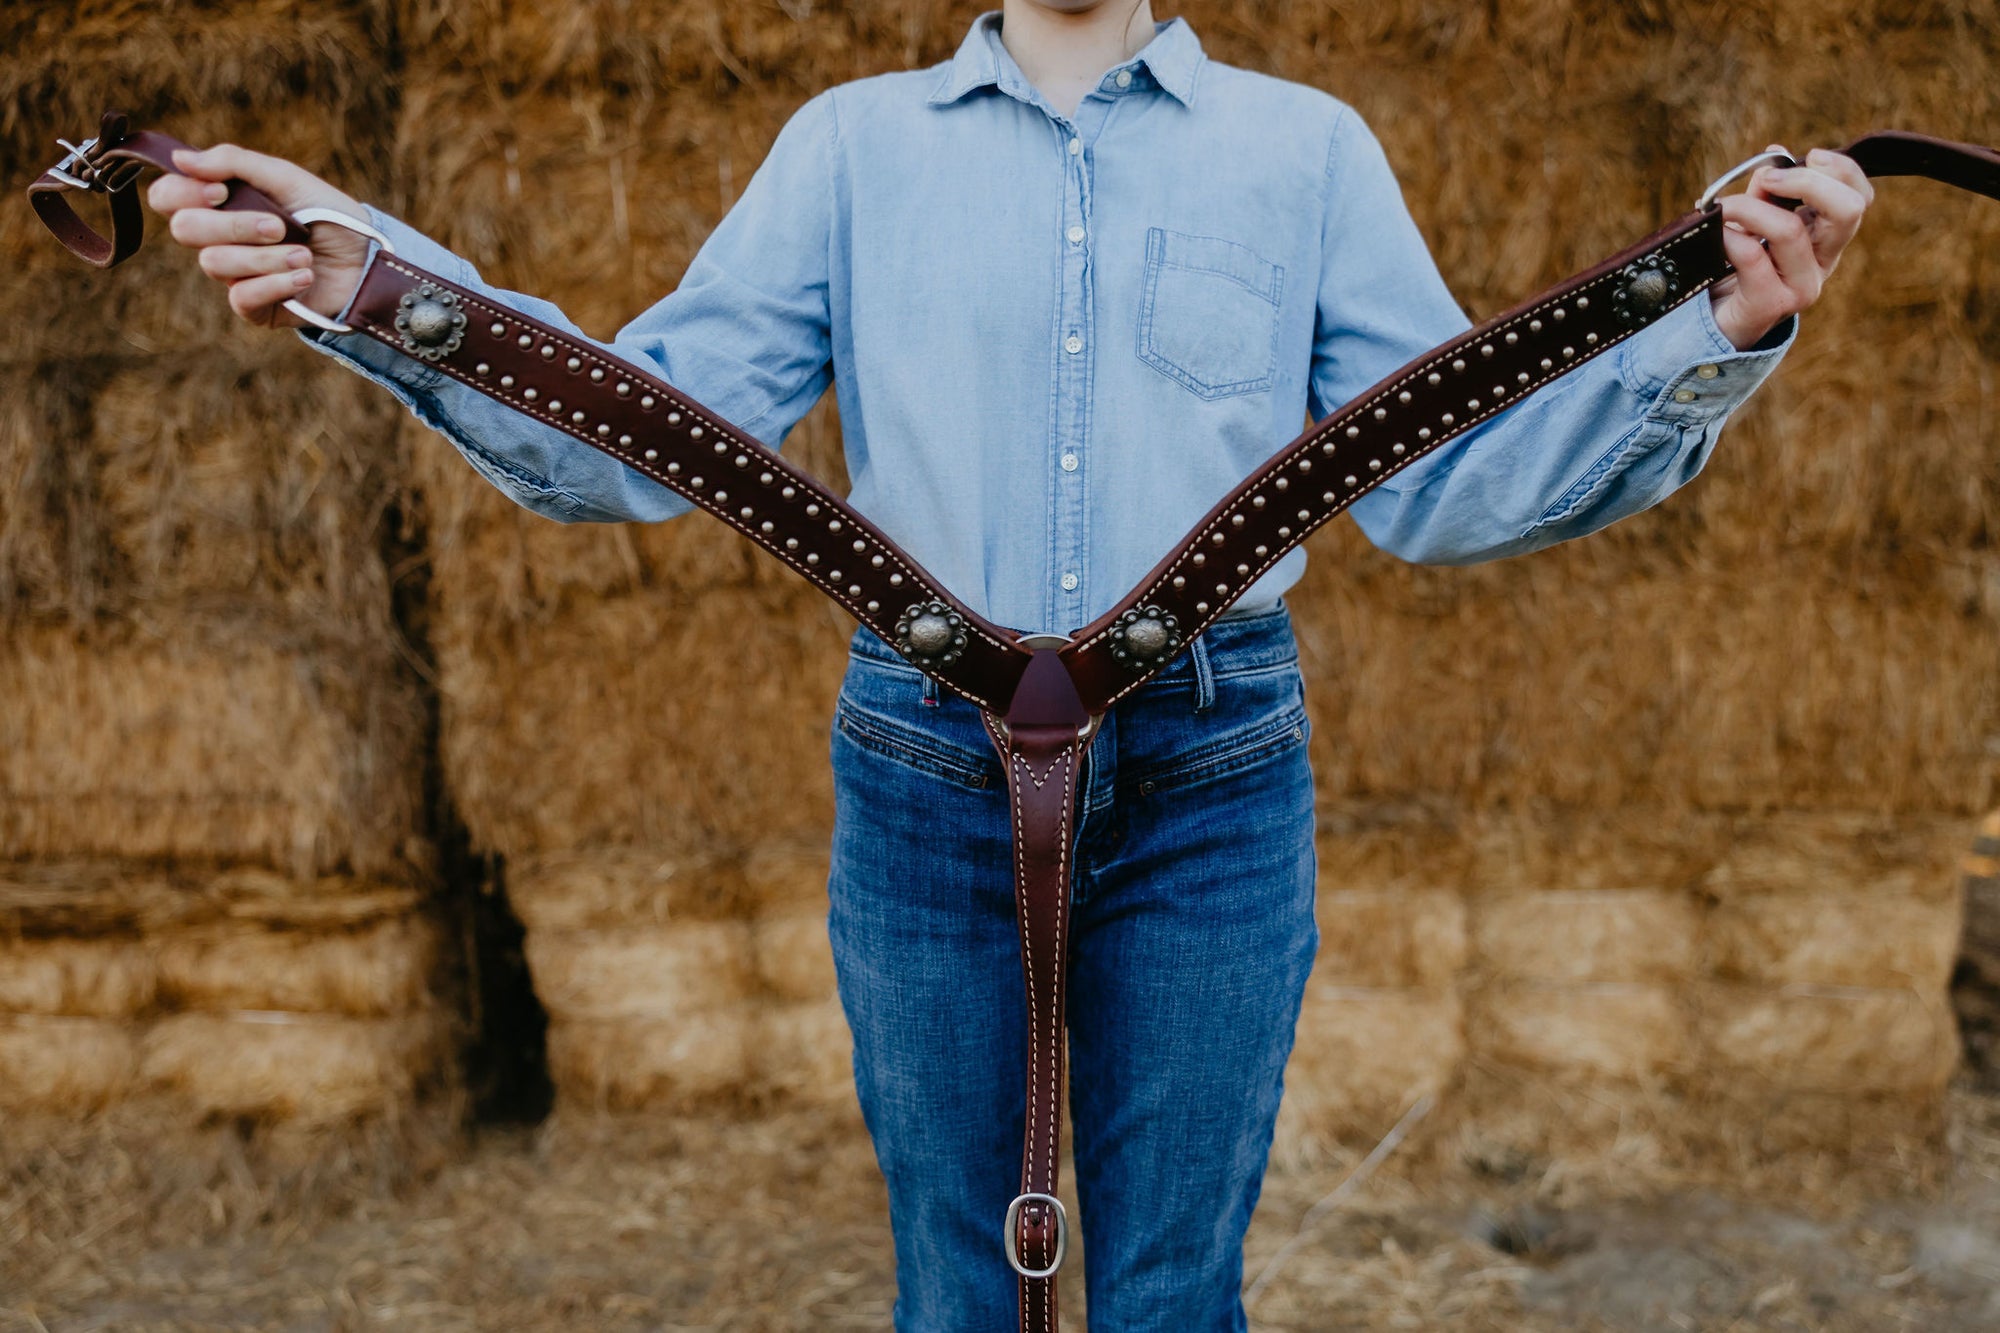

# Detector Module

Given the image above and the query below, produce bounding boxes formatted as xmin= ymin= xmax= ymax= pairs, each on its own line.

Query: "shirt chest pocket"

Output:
xmin=1136 ymin=227 xmax=1286 ymax=400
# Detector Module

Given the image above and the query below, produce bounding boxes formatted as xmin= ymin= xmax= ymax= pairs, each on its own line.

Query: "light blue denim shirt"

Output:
xmin=300 ymin=9 xmax=1795 ymax=637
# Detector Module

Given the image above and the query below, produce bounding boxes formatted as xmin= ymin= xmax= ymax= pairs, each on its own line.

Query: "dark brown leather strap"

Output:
xmin=979 ymin=647 xmax=1096 ymax=1330
xmin=25 ymin=115 xmax=2000 ymax=1333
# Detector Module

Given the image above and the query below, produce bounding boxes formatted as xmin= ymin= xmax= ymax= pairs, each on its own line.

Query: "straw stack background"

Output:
xmin=3 ymin=0 xmax=1997 ymax=1175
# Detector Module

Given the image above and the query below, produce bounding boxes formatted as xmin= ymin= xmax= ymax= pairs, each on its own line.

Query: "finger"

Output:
xmin=167 ymin=206 xmax=290 ymax=248
xmin=228 ymin=268 xmax=314 ymax=324
xmin=170 ymin=143 xmax=311 ymax=198
xmin=1732 ymin=193 xmax=1823 ymax=303
xmin=1756 ymin=165 xmax=1868 ymax=230
xmin=1806 ymin=147 xmax=1875 ymax=204
xmin=146 ymin=172 xmax=230 ymax=215
xmin=198 ymin=243 xmax=314 ymax=283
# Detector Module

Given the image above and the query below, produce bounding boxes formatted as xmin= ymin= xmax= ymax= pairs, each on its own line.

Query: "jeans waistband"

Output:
xmin=846 ymin=597 xmax=1298 ymax=687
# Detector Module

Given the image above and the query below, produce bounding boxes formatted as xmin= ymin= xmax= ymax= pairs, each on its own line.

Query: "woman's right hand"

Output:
xmin=145 ymin=144 xmax=374 ymax=331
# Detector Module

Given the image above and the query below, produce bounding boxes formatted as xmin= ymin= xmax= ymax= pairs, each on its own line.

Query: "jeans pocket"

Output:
xmin=832 ymin=663 xmax=999 ymax=792
xmin=1123 ymin=666 xmax=1311 ymax=794
xmin=1136 ymin=226 xmax=1286 ymax=400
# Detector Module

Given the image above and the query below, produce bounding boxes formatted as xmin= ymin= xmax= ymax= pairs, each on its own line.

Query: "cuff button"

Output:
xmin=1673 ymin=387 xmax=1699 ymax=403
xmin=1695 ymin=363 xmax=1721 ymax=379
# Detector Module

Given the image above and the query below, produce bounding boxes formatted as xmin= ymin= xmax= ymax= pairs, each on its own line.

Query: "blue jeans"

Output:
xmin=826 ymin=600 xmax=1319 ymax=1331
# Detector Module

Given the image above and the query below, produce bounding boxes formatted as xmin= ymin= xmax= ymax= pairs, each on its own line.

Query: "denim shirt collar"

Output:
xmin=927 ymin=8 xmax=1204 ymax=109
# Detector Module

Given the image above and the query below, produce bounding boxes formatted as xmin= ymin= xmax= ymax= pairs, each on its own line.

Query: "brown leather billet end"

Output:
xmin=25 ymin=113 xmax=310 ymax=269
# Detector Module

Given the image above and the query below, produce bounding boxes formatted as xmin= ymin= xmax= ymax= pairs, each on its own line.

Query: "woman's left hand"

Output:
xmin=1707 ymin=145 xmax=1875 ymax=351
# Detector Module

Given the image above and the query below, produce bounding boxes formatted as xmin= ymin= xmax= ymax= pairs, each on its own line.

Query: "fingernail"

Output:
xmin=258 ymin=217 xmax=284 ymax=239
xmin=293 ymin=269 xmax=313 ymax=287
xmin=204 ymin=183 xmax=228 ymax=204
xmin=287 ymin=248 xmax=312 ymax=268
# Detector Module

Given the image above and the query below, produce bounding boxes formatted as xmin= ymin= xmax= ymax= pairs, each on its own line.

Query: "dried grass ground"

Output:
xmin=5 ymin=1081 xmax=1999 ymax=1332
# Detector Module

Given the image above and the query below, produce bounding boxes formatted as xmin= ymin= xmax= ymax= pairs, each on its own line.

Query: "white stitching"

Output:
xmin=986 ymin=712 xmax=1079 ymax=1327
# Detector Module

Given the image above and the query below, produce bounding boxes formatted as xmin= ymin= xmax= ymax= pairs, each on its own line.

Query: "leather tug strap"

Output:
xmin=28 ymin=113 xmax=2000 ymax=1331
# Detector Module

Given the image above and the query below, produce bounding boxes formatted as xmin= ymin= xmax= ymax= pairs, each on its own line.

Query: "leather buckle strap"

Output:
xmin=28 ymin=111 xmax=311 ymax=270
xmin=1003 ymin=1192 xmax=1069 ymax=1279
xmin=982 ymin=638 xmax=1098 ymax=1331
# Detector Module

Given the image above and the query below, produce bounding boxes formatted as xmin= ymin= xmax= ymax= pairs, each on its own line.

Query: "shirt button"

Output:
xmin=1065 ymin=334 xmax=1083 ymax=354
xmin=1068 ymin=136 xmax=1082 ymax=156
xmin=1695 ymin=363 xmax=1721 ymax=379
xmin=1061 ymin=572 xmax=1079 ymax=591
xmin=1673 ymin=387 xmax=1699 ymax=403
xmin=1060 ymin=452 xmax=1079 ymax=472
xmin=1115 ymin=70 xmax=1133 ymax=89
xmin=1067 ymin=224 xmax=1085 ymax=245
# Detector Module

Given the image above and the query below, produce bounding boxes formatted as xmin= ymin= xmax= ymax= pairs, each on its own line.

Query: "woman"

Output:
xmin=147 ymin=3 xmax=1871 ymax=1327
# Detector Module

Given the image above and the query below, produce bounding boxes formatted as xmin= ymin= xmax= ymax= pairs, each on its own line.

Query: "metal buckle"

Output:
xmin=1696 ymin=146 xmax=1797 ymax=210
xmin=1003 ymin=1192 xmax=1069 ymax=1278
xmin=279 ymin=207 xmax=397 ymax=334
xmin=47 ymin=136 xmax=103 ymax=190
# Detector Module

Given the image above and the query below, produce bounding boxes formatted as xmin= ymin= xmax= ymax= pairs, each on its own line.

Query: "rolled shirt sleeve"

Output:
xmin=295 ymin=90 xmax=839 ymax=525
xmin=1311 ymin=105 xmax=1797 ymax=565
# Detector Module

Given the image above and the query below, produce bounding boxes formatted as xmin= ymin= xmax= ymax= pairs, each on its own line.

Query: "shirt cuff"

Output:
xmin=1614 ymin=288 xmax=1799 ymax=428
xmin=293 ymin=203 xmax=476 ymax=390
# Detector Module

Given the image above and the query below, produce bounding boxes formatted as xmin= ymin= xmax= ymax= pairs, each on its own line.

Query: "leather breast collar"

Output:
xmin=30 ymin=111 xmax=2000 ymax=1330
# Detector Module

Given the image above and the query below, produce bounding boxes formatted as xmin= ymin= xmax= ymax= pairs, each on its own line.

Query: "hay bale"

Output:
xmin=1473 ymin=890 xmax=1698 ymax=984
xmin=749 ymin=908 xmax=836 ymax=1002
xmin=0 ymin=858 xmax=423 ymax=937
xmin=1281 ymin=984 xmax=1464 ymax=1147
xmin=392 ymin=2 xmax=944 ymax=97
xmin=506 ymin=839 xmax=826 ymax=933
xmin=751 ymin=998 xmax=854 ymax=1106
xmin=546 ymin=1010 xmax=755 ymax=1110
xmin=436 ymin=590 xmax=845 ymax=859
xmin=140 ymin=1011 xmax=447 ymax=1124
xmin=546 ymin=999 xmax=852 ymax=1112
xmin=1697 ymin=983 xmax=1960 ymax=1094
xmin=1700 ymin=815 xmax=1964 ymax=902
xmin=524 ymin=923 xmax=756 ymax=1022
xmin=1313 ymin=889 xmax=1466 ymax=987
xmin=0 ymin=626 xmax=425 ymax=879
xmin=0 ymin=937 xmax=156 ymax=1017
xmin=1298 ymin=553 xmax=2000 ymax=815
xmin=153 ymin=916 xmax=439 ymax=1017
xmin=0 ymin=1015 xmax=138 ymax=1112
xmin=1473 ymin=982 xmax=1690 ymax=1082
xmin=1705 ymin=892 xmax=1962 ymax=990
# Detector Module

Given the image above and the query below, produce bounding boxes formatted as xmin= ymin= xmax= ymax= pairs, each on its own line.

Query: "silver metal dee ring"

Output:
xmin=281 ymin=206 xmax=397 ymax=334
xmin=1696 ymin=147 xmax=1797 ymax=211
xmin=1003 ymin=1192 xmax=1069 ymax=1279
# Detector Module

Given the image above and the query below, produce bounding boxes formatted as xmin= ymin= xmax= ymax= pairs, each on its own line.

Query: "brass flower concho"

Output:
xmin=1610 ymin=255 xmax=1683 ymax=329
xmin=394 ymin=282 xmax=468 ymax=360
xmin=895 ymin=599 xmax=969 ymax=669
xmin=1108 ymin=604 xmax=1184 ymax=672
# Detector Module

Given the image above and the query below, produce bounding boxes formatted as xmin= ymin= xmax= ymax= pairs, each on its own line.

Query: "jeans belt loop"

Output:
xmin=1192 ymin=632 xmax=1215 ymax=713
